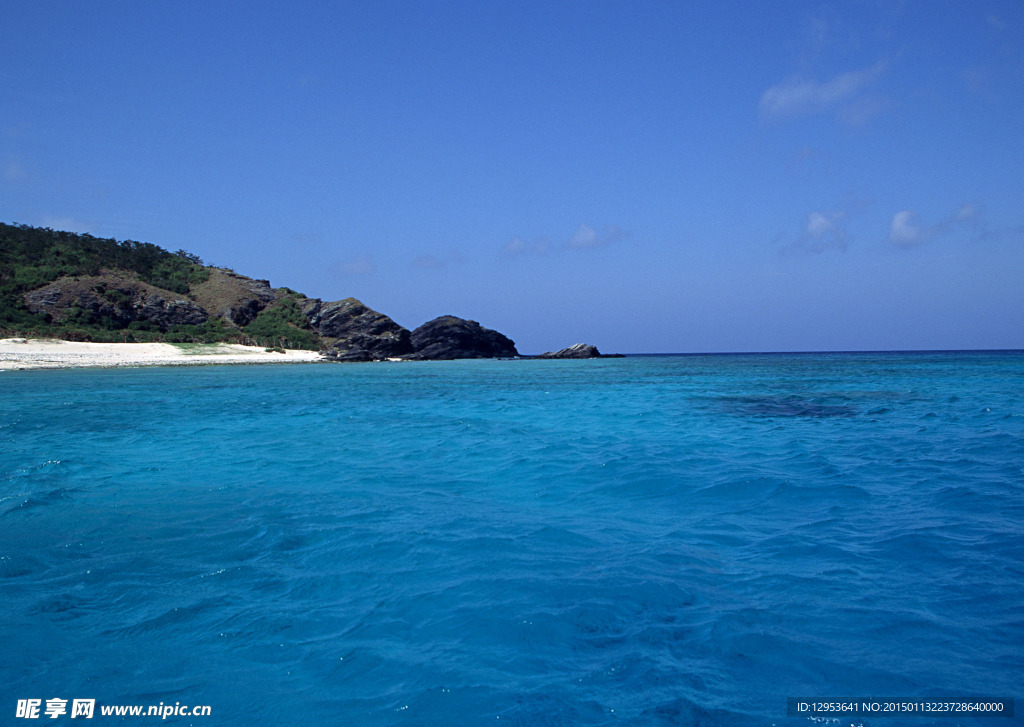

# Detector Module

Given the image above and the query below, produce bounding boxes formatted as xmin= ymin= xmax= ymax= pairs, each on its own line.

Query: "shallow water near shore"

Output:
xmin=2 ymin=352 xmax=1022 ymax=725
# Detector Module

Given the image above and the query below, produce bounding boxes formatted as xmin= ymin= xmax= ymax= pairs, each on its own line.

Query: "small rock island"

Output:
xmin=537 ymin=343 xmax=606 ymax=359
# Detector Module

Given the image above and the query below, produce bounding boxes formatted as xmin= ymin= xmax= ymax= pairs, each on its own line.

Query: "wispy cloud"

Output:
xmin=502 ymin=223 xmax=627 ymax=258
xmin=500 ymin=235 xmax=550 ymax=257
xmin=961 ymin=66 xmax=992 ymax=95
xmin=412 ymin=251 xmax=463 ymax=269
xmin=567 ymin=224 xmax=600 ymax=250
xmin=986 ymin=12 xmax=1007 ymax=31
xmin=566 ymin=223 xmax=626 ymax=250
xmin=889 ymin=203 xmax=981 ymax=248
xmin=781 ymin=191 xmax=874 ymax=256
xmin=289 ymin=231 xmax=324 ymax=247
xmin=760 ymin=61 xmax=885 ymax=120
xmin=836 ymin=94 xmax=890 ymax=126
xmin=889 ymin=210 xmax=927 ymax=247
xmin=784 ymin=209 xmax=850 ymax=255
xmin=412 ymin=254 xmax=445 ymax=269
xmin=4 ymin=160 xmax=29 ymax=184
xmin=331 ymin=254 xmax=376 ymax=276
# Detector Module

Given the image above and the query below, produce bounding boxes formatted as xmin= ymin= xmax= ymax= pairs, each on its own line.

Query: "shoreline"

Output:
xmin=0 ymin=338 xmax=325 ymax=371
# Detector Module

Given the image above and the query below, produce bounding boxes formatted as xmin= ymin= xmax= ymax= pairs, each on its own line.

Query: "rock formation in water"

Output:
xmin=406 ymin=315 xmax=519 ymax=360
xmin=535 ymin=343 xmax=625 ymax=359
xmin=537 ymin=343 xmax=601 ymax=358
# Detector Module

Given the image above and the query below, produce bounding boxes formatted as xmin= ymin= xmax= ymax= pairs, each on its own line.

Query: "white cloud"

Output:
xmin=566 ymin=223 xmax=626 ymax=250
xmin=955 ymin=202 xmax=980 ymax=222
xmin=791 ymin=210 xmax=848 ymax=253
xmin=807 ymin=211 xmax=837 ymax=238
xmin=889 ymin=203 xmax=983 ymax=248
xmin=567 ymin=224 xmax=599 ymax=249
xmin=781 ymin=192 xmax=874 ymax=255
xmin=502 ymin=223 xmax=627 ymax=257
xmin=889 ymin=210 xmax=926 ymax=247
xmin=837 ymin=94 xmax=889 ymax=126
xmin=760 ymin=61 xmax=885 ymax=119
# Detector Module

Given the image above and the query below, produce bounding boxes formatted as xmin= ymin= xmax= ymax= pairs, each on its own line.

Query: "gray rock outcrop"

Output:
xmin=537 ymin=343 xmax=602 ymax=359
xmin=23 ymin=274 xmax=209 ymax=330
xmin=317 ymin=298 xmax=413 ymax=361
xmin=188 ymin=268 xmax=278 ymax=326
xmin=407 ymin=315 xmax=518 ymax=359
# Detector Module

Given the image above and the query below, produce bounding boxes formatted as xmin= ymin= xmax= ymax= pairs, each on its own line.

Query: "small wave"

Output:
xmin=0 ymin=553 xmax=43 ymax=579
xmin=2 ymin=486 xmax=76 ymax=517
xmin=29 ymin=592 xmax=90 ymax=620
xmin=102 ymin=596 xmax=242 ymax=638
xmin=714 ymin=394 xmax=858 ymax=418
xmin=2 ymin=458 xmax=65 ymax=483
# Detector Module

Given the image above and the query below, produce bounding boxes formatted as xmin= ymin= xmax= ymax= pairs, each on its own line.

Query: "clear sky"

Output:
xmin=3 ymin=1 xmax=1022 ymax=353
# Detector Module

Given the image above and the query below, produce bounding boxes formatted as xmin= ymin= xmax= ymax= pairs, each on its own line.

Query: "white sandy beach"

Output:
xmin=0 ymin=338 xmax=325 ymax=371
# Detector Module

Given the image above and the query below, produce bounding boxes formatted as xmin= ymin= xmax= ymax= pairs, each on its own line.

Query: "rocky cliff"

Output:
xmin=407 ymin=315 xmax=519 ymax=360
xmin=315 ymin=298 xmax=413 ymax=361
xmin=188 ymin=268 xmax=278 ymax=326
xmin=23 ymin=273 xmax=209 ymax=331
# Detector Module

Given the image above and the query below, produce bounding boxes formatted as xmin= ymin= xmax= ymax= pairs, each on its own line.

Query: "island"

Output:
xmin=0 ymin=222 xmax=622 ymax=364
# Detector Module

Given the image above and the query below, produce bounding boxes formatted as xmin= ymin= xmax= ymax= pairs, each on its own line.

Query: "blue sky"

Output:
xmin=3 ymin=1 xmax=1022 ymax=353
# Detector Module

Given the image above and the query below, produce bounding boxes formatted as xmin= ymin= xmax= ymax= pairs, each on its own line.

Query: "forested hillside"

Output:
xmin=0 ymin=222 xmax=320 ymax=348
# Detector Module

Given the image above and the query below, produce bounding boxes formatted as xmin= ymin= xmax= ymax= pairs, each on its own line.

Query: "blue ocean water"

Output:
xmin=2 ymin=352 xmax=1022 ymax=726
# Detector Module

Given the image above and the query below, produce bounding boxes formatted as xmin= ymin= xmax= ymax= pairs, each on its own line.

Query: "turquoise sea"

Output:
xmin=2 ymin=352 xmax=1022 ymax=725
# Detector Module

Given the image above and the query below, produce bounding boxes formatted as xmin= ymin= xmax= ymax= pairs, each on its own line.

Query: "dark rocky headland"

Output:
xmin=1 ymin=222 xmax=622 ymax=361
